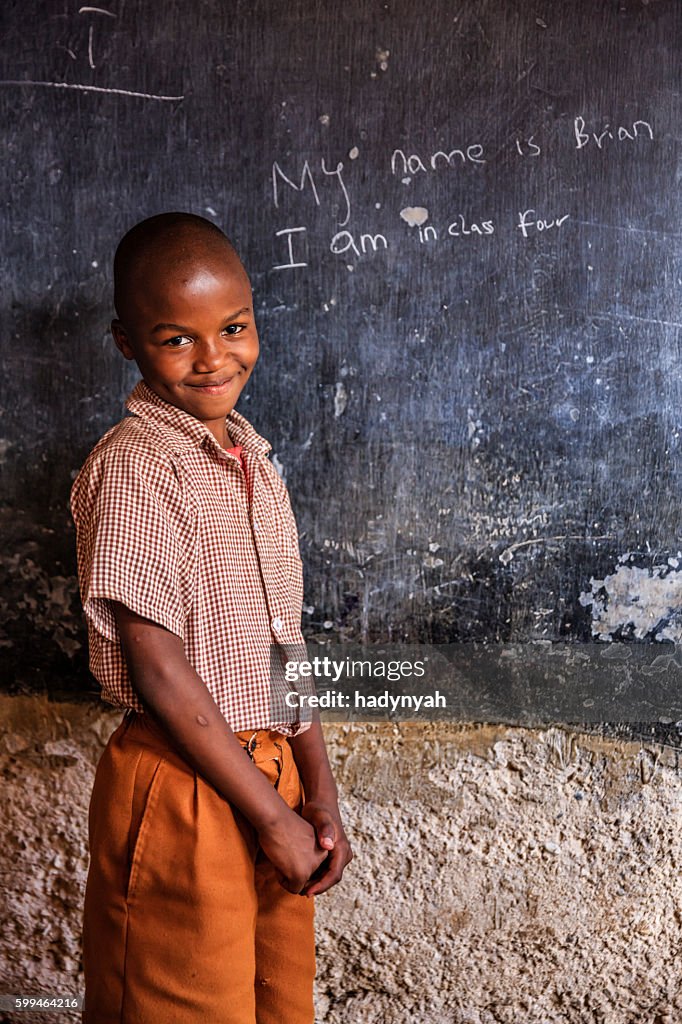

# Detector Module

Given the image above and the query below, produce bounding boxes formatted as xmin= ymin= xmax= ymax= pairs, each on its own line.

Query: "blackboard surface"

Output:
xmin=1 ymin=1 xmax=681 ymax=716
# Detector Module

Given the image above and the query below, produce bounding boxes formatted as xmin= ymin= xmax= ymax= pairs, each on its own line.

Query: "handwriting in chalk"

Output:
xmin=390 ymin=144 xmax=486 ymax=180
xmin=274 ymin=227 xmax=308 ymax=270
xmin=0 ymin=4 xmax=183 ymax=103
xmin=330 ymin=230 xmax=388 ymax=258
xmin=517 ymin=210 xmax=570 ymax=238
xmin=574 ymin=116 xmax=654 ymax=150
xmin=272 ymin=159 xmax=351 ymax=227
xmin=271 ymin=110 xmax=655 ymax=271
xmin=78 ymin=5 xmax=117 ymax=71
xmin=515 ymin=136 xmax=542 ymax=157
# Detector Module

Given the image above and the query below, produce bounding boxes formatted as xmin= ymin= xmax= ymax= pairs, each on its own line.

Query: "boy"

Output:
xmin=70 ymin=212 xmax=352 ymax=1023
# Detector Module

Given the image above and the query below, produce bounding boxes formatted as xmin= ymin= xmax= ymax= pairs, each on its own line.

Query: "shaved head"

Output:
xmin=113 ymin=212 xmax=246 ymax=322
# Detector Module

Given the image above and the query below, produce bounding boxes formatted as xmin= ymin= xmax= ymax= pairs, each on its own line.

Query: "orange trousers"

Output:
xmin=81 ymin=709 xmax=315 ymax=1024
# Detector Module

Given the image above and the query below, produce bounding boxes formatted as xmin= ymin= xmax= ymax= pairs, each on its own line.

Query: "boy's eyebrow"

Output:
xmin=151 ymin=307 xmax=252 ymax=333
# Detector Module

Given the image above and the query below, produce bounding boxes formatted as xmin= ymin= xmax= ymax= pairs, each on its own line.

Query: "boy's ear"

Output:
xmin=111 ymin=319 xmax=135 ymax=361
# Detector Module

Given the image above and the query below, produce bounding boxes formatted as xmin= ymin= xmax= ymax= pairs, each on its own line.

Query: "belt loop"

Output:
xmin=244 ymin=731 xmax=259 ymax=761
xmin=272 ymin=740 xmax=284 ymax=789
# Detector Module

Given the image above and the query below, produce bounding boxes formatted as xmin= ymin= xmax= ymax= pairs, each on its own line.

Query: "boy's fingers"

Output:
xmin=305 ymin=808 xmax=337 ymax=849
xmin=301 ymin=843 xmax=352 ymax=896
xmin=318 ymin=825 xmax=335 ymax=850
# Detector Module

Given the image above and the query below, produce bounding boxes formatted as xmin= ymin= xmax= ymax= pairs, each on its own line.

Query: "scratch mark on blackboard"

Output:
xmin=588 ymin=311 xmax=682 ymax=330
xmin=0 ymin=80 xmax=183 ymax=102
xmin=574 ymin=219 xmax=682 ymax=241
xmin=78 ymin=5 xmax=116 ymax=15
xmin=499 ymin=534 xmax=613 ymax=565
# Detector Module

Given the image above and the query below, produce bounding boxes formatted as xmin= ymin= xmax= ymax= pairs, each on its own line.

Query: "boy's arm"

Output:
xmin=112 ymin=601 xmax=327 ymax=895
xmin=288 ymin=714 xmax=354 ymax=896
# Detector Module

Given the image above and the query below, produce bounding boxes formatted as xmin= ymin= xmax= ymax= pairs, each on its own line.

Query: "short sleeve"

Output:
xmin=70 ymin=448 xmax=188 ymax=643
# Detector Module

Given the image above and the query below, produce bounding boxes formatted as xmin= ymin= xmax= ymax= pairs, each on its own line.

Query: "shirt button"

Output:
xmin=271 ymin=616 xmax=283 ymax=632
xmin=253 ymin=521 xmax=260 ymax=532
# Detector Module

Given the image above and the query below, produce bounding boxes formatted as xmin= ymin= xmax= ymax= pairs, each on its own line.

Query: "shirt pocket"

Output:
xmin=126 ymin=751 xmax=167 ymax=903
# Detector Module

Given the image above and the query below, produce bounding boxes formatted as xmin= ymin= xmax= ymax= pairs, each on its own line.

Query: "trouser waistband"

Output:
xmin=122 ymin=708 xmax=289 ymax=761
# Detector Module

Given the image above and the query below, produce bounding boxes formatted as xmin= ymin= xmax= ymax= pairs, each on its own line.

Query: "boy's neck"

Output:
xmin=207 ymin=423 xmax=235 ymax=449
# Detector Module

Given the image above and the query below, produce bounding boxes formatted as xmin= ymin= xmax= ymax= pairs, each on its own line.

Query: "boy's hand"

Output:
xmin=298 ymin=800 xmax=353 ymax=897
xmin=257 ymin=806 xmax=328 ymax=895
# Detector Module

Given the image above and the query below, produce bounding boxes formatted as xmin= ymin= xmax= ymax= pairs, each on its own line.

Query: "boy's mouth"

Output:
xmin=187 ymin=375 xmax=237 ymax=394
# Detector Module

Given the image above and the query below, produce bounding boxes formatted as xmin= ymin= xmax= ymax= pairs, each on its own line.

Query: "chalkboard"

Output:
xmin=1 ymin=0 xmax=681 ymax=729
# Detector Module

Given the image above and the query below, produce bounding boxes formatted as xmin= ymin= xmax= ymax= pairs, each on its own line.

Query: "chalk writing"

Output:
xmin=417 ymin=225 xmax=438 ymax=243
xmin=78 ymin=5 xmax=116 ymax=72
xmin=391 ymin=144 xmax=486 ymax=177
xmin=0 ymin=81 xmax=184 ymax=101
xmin=574 ymin=116 xmax=654 ymax=150
xmin=273 ymin=227 xmax=308 ymax=270
xmin=517 ymin=210 xmax=569 ymax=238
xmin=330 ymin=230 xmax=388 ymax=257
xmin=0 ymin=5 xmax=182 ymax=103
xmin=272 ymin=159 xmax=351 ymax=226
xmin=515 ymin=136 xmax=542 ymax=157
xmin=273 ymin=161 xmax=319 ymax=209
xmin=269 ymin=109 xmax=656 ymax=271
xmin=448 ymin=214 xmax=495 ymax=237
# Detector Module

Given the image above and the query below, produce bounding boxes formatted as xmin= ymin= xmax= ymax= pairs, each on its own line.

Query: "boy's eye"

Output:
xmin=161 ymin=325 xmax=247 ymax=346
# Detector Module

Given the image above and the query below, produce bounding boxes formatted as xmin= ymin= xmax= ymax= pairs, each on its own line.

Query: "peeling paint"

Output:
xmin=579 ymin=556 xmax=682 ymax=641
xmin=271 ymin=452 xmax=286 ymax=480
xmin=1 ymin=552 xmax=82 ymax=658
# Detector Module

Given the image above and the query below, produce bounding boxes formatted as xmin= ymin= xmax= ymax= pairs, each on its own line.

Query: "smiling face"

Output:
xmin=111 ymin=240 xmax=259 ymax=447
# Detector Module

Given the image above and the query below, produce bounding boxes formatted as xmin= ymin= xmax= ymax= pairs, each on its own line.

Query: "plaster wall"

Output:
xmin=2 ymin=696 xmax=681 ymax=1024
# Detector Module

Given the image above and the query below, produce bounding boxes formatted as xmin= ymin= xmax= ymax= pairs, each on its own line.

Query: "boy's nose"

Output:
xmin=192 ymin=337 xmax=224 ymax=372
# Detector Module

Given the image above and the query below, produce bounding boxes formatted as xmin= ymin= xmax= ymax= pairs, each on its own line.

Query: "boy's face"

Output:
xmin=111 ymin=249 xmax=259 ymax=441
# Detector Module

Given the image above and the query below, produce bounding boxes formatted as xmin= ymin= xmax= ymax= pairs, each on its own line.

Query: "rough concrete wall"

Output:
xmin=2 ymin=696 xmax=682 ymax=1024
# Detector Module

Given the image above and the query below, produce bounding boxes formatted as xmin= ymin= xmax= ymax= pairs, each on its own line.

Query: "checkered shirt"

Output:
xmin=70 ymin=379 xmax=310 ymax=735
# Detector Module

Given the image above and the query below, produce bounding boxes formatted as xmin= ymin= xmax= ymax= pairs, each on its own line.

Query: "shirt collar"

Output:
xmin=125 ymin=379 xmax=272 ymax=457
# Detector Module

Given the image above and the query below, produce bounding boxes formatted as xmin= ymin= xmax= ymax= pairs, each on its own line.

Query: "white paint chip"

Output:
xmin=400 ymin=206 xmax=429 ymax=227
xmin=271 ymin=452 xmax=286 ymax=481
xmin=333 ymin=382 xmax=348 ymax=417
xmin=375 ymin=47 xmax=390 ymax=71
xmin=579 ymin=559 xmax=682 ymax=641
